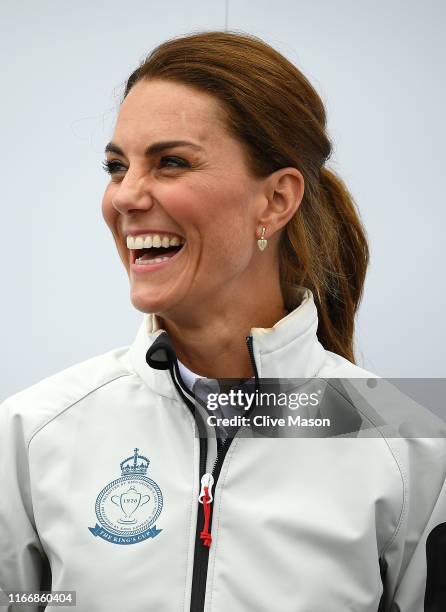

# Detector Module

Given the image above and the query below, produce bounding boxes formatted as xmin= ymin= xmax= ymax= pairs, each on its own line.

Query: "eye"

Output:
xmin=102 ymin=159 xmax=125 ymax=175
xmin=160 ymin=156 xmax=189 ymax=168
xmin=101 ymin=156 xmax=190 ymax=176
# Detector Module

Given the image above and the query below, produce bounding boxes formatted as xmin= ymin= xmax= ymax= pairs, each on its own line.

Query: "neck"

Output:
xmin=159 ymin=282 xmax=287 ymax=380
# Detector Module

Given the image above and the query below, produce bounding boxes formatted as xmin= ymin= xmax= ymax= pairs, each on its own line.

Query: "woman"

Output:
xmin=1 ymin=31 xmax=445 ymax=612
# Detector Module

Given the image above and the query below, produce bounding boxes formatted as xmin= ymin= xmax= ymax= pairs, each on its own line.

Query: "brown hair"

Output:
xmin=122 ymin=30 xmax=369 ymax=364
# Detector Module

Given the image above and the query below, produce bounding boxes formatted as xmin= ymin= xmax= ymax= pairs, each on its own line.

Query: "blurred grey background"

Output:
xmin=1 ymin=0 xmax=445 ymax=399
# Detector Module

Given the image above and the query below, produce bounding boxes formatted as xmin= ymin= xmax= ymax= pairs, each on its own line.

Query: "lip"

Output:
xmin=130 ymin=242 xmax=185 ymax=274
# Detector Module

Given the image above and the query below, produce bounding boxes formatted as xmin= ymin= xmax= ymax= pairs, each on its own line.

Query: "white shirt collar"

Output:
xmin=177 ymin=359 xmax=202 ymax=391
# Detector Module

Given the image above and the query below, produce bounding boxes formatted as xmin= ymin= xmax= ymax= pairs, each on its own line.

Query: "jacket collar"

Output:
xmin=128 ymin=285 xmax=327 ymax=399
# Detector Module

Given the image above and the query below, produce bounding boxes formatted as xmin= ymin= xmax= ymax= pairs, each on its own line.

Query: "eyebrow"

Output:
xmin=104 ymin=140 xmax=204 ymax=156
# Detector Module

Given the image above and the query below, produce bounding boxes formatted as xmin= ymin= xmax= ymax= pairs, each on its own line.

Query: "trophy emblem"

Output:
xmin=112 ymin=485 xmax=150 ymax=524
xmin=89 ymin=448 xmax=163 ymax=545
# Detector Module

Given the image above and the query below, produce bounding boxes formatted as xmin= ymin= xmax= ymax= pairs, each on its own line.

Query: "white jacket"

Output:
xmin=1 ymin=286 xmax=445 ymax=612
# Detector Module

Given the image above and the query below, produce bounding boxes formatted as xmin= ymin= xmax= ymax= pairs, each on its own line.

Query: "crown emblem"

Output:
xmin=120 ymin=448 xmax=150 ymax=476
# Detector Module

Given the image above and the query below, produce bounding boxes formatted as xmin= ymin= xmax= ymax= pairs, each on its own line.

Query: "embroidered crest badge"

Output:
xmin=88 ymin=448 xmax=163 ymax=545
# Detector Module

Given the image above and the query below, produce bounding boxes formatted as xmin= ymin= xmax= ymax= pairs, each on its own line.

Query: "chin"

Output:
xmin=130 ymin=292 xmax=163 ymax=315
xmin=129 ymin=285 xmax=178 ymax=317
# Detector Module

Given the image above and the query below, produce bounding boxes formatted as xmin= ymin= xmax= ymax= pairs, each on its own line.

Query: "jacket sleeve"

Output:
xmin=0 ymin=398 xmax=51 ymax=611
xmin=382 ymin=436 xmax=446 ymax=612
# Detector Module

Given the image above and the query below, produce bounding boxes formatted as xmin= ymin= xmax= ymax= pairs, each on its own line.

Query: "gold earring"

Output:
xmin=257 ymin=226 xmax=267 ymax=251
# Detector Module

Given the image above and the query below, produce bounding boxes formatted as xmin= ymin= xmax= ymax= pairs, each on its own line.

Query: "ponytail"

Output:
xmin=281 ymin=167 xmax=369 ymax=363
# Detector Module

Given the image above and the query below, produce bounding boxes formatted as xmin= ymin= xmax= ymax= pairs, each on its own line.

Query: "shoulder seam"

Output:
xmin=27 ymin=372 xmax=133 ymax=450
xmin=323 ymin=379 xmax=407 ymax=558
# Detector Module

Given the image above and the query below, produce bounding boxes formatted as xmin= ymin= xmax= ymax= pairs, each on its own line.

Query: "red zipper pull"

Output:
xmin=198 ymin=473 xmax=214 ymax=547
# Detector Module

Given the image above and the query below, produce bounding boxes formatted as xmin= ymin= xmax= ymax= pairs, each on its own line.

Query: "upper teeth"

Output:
xmin=126 ymin=234 xmax=185 ymax=249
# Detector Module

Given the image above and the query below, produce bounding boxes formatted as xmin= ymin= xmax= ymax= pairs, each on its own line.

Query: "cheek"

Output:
xmin=211 ymin=190 xmax=254 ymax=247
xmin=199 ymin=205 xmax=254 ymax=272
xmin=214 ymin=226 xmax=253 ymax=267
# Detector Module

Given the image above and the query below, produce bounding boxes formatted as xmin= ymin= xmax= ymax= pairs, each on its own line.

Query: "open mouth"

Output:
xmin=131 ymin=243 xmax=184 ymax=264
xmin=126 ymin=233 xmax=186 ymax=269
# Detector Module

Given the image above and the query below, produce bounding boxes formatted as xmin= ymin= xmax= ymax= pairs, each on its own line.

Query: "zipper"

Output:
xmin=198 ymin=473 xmax=214 ymax=546
xmin=146 ymin=332 xmax=259 ymax=612
xmin=165 ymin=360 xmax=210 ymax=612
xmin=199 ymin=334 xmax=259 ymax=506
xmin=189 ymin=335 xmax=260 ymax=611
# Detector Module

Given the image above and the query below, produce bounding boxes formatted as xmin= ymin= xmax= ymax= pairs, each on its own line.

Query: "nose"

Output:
xmin=111 ymin=171 xmax=155 ymax=215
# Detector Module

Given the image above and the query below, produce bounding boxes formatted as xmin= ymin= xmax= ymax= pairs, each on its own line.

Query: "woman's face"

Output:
xmin=102 ymin=78 xmax=270 ymax=319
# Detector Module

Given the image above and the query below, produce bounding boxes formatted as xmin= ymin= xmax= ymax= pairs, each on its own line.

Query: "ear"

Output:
xmin=258 ymin=167 xmax=304 ymax=237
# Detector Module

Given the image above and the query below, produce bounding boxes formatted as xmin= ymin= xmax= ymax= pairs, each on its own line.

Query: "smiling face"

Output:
xmin=101 ymin=78 xmax=272 ymax=321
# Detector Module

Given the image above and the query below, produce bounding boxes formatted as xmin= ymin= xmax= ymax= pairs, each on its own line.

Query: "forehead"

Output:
xmin=114 ymin=79 xmax=227 ymax=144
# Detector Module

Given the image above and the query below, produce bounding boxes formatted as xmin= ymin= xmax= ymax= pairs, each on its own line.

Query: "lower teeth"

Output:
xmin=135 ymin=255 xmax=170 ymax=265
